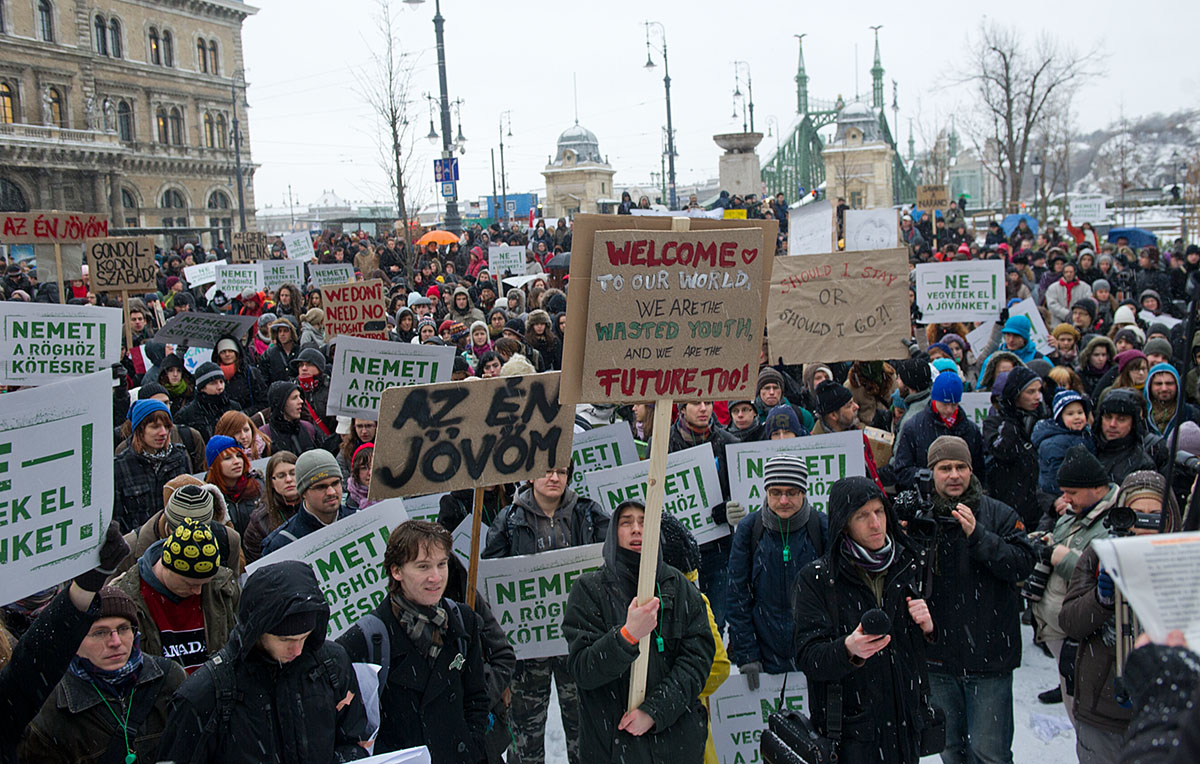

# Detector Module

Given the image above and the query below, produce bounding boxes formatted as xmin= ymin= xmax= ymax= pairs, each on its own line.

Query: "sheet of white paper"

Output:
xmin=355 ymin=747 xmax=432 ymax=764
xmin=788 ymin=201 xmax=835 ymax=255
xmin=844 ymin=208 xmax=899 ymax=252
xmin=1092 ymin=531 xmax=1200 ymax=646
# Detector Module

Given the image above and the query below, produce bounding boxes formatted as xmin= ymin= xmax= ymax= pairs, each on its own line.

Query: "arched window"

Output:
xmin=121 ymin=188 xmax=137 ymax=210
xmin=197 ymin=39 xmax=207 ymax=73
xmin=0 ymin=83 xmax=14 ymax=124
xmin=149 ymin=28 xmax=160 ymax=65
xmin=155 ymin=107 xmax=168 ymax=143
xmin=168 ymin=107 xmax=182 ymax=145
xmin=109 ymin=19 xmax=122 ymax=58
xmin=47 ymin=87 xmax=64 ymax=128
xmin=208 ymin=40 xmax=219 ymax=75
xmin=117 ymin=100 xmax=132 ymax=141
xmin=162 ymin=189 xmax=186 ymax=208
xmin=216 ymin=113 xmax=227 ymax=148
xmin=203 ymin=112 xmax=214 ymax=147
xmin=207 ymin=190 xmax=230 ymax=209
xmin=0 ymin=178 xmax=29 ymax=212
xmin=93 ymin=15 xmax=107 ymax=55
xmin=38 ymin=1 xmax=54 ymax=42
xmin=161 ymin=30 xmax=173 ymax=67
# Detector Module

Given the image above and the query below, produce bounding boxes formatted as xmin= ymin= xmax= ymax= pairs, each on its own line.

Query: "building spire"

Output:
xmin=794 ymin=33 xmax=808 ymax=115
xmin=870 ymin=25 xmax=884 ymax=110
xmin=907 ymin=118 xmax=915 ymax=162
xmin=573 ymin=73 xmax=579 ymax=124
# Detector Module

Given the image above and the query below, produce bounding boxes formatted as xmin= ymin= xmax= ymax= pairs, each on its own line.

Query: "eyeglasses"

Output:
xmin=85 ymin=624 xmax=136 ymax=641
xmin=767 ymin=488 xmax=802 ymax=500
xmin=272 ymin=470 xmax=296 ymax=482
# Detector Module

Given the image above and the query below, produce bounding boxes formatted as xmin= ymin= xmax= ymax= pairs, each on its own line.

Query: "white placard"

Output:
xmin=451 ymin=516 xmax=490 ymax=565
xmin=914 ymin=260 xmax=1006 ymax=323
xmin=0 ymin=371 xmax=114 ymax=604
xmin=281 ymin=231 xmax=316 ymax=263
xmin=310 ymin=263 xmax=356 ymax=289
xmin=0 ymin=302 xmax=122 ymax=385
xmin=182 ymin=260 xmax=219 ymax=286
xmin=711 ymin=670 xmax=809 ymax=764
xmin=327 ymin=336 xmax=456 ymax=420
xmin=788 ymin=201 xmax=835 ymax=255
xmin=584 ymin=443 xmax=728 ymax=545
xmin=1009 ymin=297 xmax=1056 ymax=355
xmin=1069 ymin=197 xmax=1107 ymax=225
xmin=727 ymin=431 xmax=865 ymax=515
xmin=960 ymin=391 xmax=992 ymax=429
xmin=400 ymin=492 xmax=445 ymax=524
xmin=1140 ymin=310 xmax=1181 ymax=329
xmin=965 ymin=321 xmax=994 ymax=363
xmin=844 ymin=208 xmax=899 ymax=252
xmin=1092 ymin=531 xmax=1200 ymax=646
xmin=216 ymin=263 xmax=264 ymax=294
xmin=259 ymin=259 xmax=305 ymax=292
xmin=569 ymin=424 xmax=639 ymax=500
xmin=488 ymin=245 xmax=526 ymax=277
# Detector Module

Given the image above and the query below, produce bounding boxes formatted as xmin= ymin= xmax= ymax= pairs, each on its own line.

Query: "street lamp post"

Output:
xmin=644 ymin=21 xmax=677 ymax=210
xmin=1030 ymin=155 xmax=1044 ymax=226
xmin=407 ymin=0 xmax=461 ymax=233
xmin=499 ymin=112 xmax=511 ymax=227
xmin=733 ymin=60 xmax=754 ymax=133
xmin=230 ymin=70 xmax=248 ymax=232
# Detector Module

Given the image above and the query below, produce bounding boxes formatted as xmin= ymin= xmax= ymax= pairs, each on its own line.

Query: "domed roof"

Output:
xmin=552 ymin=121 xmax=605 ymax=165
xmin=832 ymin=101 xmax=881 ymax=143
xmin=841 ymin=101 xmax=872 ymax=119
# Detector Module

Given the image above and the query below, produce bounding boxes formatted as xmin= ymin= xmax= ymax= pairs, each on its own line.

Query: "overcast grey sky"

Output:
xmin=241 ymin=0 xmax=1200 ymax=213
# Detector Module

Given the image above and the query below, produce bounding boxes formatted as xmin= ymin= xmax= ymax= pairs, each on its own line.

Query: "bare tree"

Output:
xmin=958 ymin=21 xmax=1101 ymax=212
xmin=1032 ymin=96 xmax=1075 ymax=223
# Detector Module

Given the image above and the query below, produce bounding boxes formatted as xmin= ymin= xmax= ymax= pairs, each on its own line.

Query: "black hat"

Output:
xmin=453 ymin=356 xmax=471 ymax=374
xmin=1056 ymin=445 xmax=1110 ymax=488
xmin=503 ymin=318 xmax=525 ymax=339
xmin=193 ymin=361 xmax=224 ymax=389
xmin=290 ymin=347 xmax=327 ymax=375
xmin=896 ymin=358 xmax=932 ymax=392
xmin=270 ymin=609 xmax=319 ymax=637
xmin=138 ymin=382 xmax=168 ymax=400
xmin=1097 ymin=388 xmax=1143 ymax=419
xmin=816 ymin=379 xmax=854 ymax=416
xmin=659 ymin=514 xmax=700 ymax=574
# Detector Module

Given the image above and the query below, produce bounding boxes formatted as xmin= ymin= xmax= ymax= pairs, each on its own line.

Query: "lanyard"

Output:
xmin=93 ymin=682 xmax=138 ymax=764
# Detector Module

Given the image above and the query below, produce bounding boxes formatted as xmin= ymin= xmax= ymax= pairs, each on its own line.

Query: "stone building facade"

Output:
xmin=821 ymin=101 xmax=895 ymax=210
xmin=0 ymin=0 xmax=257 ymax=246
xmin=541 ymin=122 xmax=615 ymax=219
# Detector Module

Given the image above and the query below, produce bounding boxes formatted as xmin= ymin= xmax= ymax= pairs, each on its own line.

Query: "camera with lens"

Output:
xmin=1105 ymin=505 xmax=1162 ymax=535
xmin=1175 ymin=450 xmax=1200 ymax=476
xmin=1111 ymin=269 xmax=1136 ymax=299
xmin=893 ymin=468 xmax=958 ymax=540
xmin=1021 ymin=540 xmax=1055 ymax=602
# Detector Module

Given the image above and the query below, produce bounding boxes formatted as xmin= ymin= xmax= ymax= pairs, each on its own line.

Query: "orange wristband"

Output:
xmin=620 ymin=626 xmax=639 ymax=645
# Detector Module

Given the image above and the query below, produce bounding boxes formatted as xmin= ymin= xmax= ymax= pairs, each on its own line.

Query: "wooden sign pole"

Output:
xmin=53 ymin=243 xmax=66 ymax=304
xmin=466 ymin=486 xmax=485 ymax=608
xmin=121 ymin=290 xmax=133 ymax=352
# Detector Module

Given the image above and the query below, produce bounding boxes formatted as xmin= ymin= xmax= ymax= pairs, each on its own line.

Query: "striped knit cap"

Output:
xmin=164 ymin=484 xmax=214 ymax=530
xmin=763 ymin=454 xmax=808 ymax=492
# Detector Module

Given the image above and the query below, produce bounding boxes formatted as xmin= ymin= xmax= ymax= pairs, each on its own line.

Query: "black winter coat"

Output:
xmin=175 ymin=391 xmax=241 ymax=442
xmin=113 ymin=444 xmax=191 ymax=532
xmin=156 ymin=561 xmax=367 ymax=764
xmin=260 ymin=342 xmax=298 ymax=385
xmin=211 ymin=340 xmax=268 ymax=414
xmin=981 ymin=367 xmax=1045 ymax=527
xmin=1120 ymin=642 xmax=1200 ymax=763
xmin=482 ymin=486 xmax=608 ymax=558
xmin=891 ymin=402 xmax=986 ymax=490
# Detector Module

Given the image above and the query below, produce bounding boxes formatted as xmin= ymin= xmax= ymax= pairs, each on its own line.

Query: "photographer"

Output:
xmin=794 ymin=477 xmax=936 ymax=764
xmin=918 ymin=437 xmax=1035 ymax=764
xmin=1030 ymin=446 xmax=1121 ymax=719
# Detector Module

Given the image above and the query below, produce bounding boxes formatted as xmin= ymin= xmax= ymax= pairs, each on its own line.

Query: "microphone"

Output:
xmin=861 ymin=608 xmax=891 ymax=636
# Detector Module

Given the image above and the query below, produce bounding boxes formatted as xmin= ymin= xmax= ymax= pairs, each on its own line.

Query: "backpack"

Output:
xmin=748 ymin=508 xmax=825 ymax=560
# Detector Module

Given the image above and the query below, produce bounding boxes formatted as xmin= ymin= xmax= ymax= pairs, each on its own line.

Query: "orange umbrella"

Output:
xmin=416 ymin=229 xmax=459 ymax=247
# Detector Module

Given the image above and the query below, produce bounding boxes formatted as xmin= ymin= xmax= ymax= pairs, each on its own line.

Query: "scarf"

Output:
xmin=761 ymin=501 xmax=811 ymax=533
xmin=841 ymin=534 xmax=896 ymax=574
xmin=225 ymin=472 xmax=260 ymax=503
xmin=140 ymin=443 xmax=175 ymax=463
xmin=1150 ymin=399 xmax=1177 ymax=435
xmin=931 ymin=474 xmax=984 ymax=517
xmin=612 ymin=546 xmax=643 ymax=603
xmin=163 ymin=378 xmax=188 ymax=396
xmin=674 ymin=417 xmax=710 ymax=448
xmin=391 ymin=592 xmax=448 ymax=660
xmin=1059 ymin=277 xmax=1079 ymax=305
xmin=347 ymin=477 xmax=374 ymax=509
xmin=220 ymin=363 xmax=237 ymax=380
xmin=68 ymin=634 xmax=144 ymax=697
xmin=297 ymin=374 xmax=319 ymax=392
xmin=935 ymin=404 xmax=960 ymax=429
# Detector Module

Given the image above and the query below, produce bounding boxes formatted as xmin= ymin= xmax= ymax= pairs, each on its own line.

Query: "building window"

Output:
xmin=38 ymin=1 xmax=53 ymax=42
xmin=149 ymin=28 xmax=160 ymax=65
xmin=168 ymin=106 xmax=182 ymax=145
xmin=117 ymin=100 xmax=132 ymax=141
xmin=109 ymin=19 xmax=122 ymax=58
xmin=155 ymin=107 xmax=168 ymax=143
xmin=162 ymin=189 xmax=187 ymax=228
xmin=121 ymin=188 xmax=137 ymax=210
xmin=47 ymin=86 xmax=64 ymax=128
xmin=0 ymin=3 xmax=5 ymax=34
xmin=1 ymin=83 xmax=14 ymax=124
xmin=203 ymin=112 xmax=214 ymax=147
xmin=207 ymin=190 xmax=230 ymax=209
xmin=161 ymin=30 xmax=173 ymax=67
xmin=93 ymin=15 xmax=107 ymax=55
xmin=1 ymin=178 xmax=29 ymax=212
xmin=208 ymin=40 xmax=219 ymax=75
xmin=216 ymin=113 xmax=227 ymax=148
xmin=197 ymin=39 xmax=207 ymax=73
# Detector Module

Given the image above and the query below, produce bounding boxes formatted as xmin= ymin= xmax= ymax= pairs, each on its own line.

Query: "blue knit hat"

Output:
xmin=1052 ymin=389 xmax=1088 ymax=423
xmin=931 ymin=370 xmax=964 ymax=404
xmin=205 ymin=434 xmax=239 ymax=467
xmin=128 ymin=399 xmax=171 ymax=431
xmin=1001 ymin=314 xmax=1033 ymax=345
xmin=764 ymin=405 xmax=805 ymax=438
xmin=932 ymin=358 xmax=960 ymax=377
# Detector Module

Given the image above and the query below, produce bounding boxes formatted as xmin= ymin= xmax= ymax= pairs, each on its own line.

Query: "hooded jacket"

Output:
xmin=259 ymin=381 xmax=319 ymax=456
xmin=155 ymin=561 xmax=367 ymax=764
xmin=1076 ymin=335 xmax=1116 ymax=399
xmin=447 ymin=285 xmax=485 ymax=326
xmin=1032 ymin=418 xmax=1096 ymax=496
xmin=482 ymin=485 xmax=608 ymax=559
xmin=982 ymin=366 xmax=1045 ymax=527
xmin=210 ymin=335 xmax=268 ymax=413
xmin=259 ymin=318 xmax=300 ymax=384
xmin=977 ymin=315 xmax=1046 ymax=385
xmin=1144 ymin=362 xmax=1200 ymax=438
xmin=155 ymin=354 xmax=195 ymax=413
xmin=390 ymin=307 xmax=417 ymax=343
xmin=175 ymin=388 xmax=242 ymax=443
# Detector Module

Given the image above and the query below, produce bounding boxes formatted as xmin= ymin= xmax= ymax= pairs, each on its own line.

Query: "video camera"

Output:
xmin=1105 ymin=505 xmax=1163 ymax=535
xmin=893 ymin=469 xmax=958 ymax=540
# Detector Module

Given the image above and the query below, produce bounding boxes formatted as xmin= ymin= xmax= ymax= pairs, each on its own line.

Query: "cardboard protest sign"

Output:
xmin=560 ymin=214 xmax=778 ymax=406
xmin=246 ymin=497 xmax=409 ymax=637
xmin=960 ymin=391 xmax=992 ymax=429
xmin=451 ymin=516 xmax=491 ymax=565
xmin=33 ymin=243 xmax=84 ymax=284
xmin=327 ymin=336 xmax=456 ymax=420
xmin=488 ymin=245 xmax=526 ymax=277
xmin=310 ymin=263 xmax=356 ymax=289
xmin=711 ymin=671 xmax=808 ymax=764
xmin=370 ymin=372 xmax=575 ymax=499
xmin=259 ymin=259 xmax=305 ymax=292
xmin=569 ymin=424 xmax=639 ymax=500
xmin=230 ymin=231 xmax=270 ymax=264
xmin=788 ymin=201 xmax=835 ymax=255
xmin=280 ymin=231 xmax=316 ymax=263
xmin=0 ymin=211 xmax=109 ymax=243
xmin=585 ymin=443 xmax=728 ymax=544
xmin=0 ymin=302 xmax=122 ymax=385
xmin=478 ymin=543 xmax=604 ymax=660
xmin=324 ymin=279 xmax=387 ymax=340
xmin=0 ymin=371 xmax=114 ymax=604
xmin=216 ymin=263 xmax=264 ymax=295
xmin=154 ymin=312 xmax=259 ymax=347
xmin=917 ymin=183 xmax=949 ymax=214
xmin=913 ymin=260 xmax=1005 ymax=324
xmin=727 ymin=431 xmax=864 ymax=515
xmin=844 ymin=208 xmax=899 ymax=252
xmin=86 ymin=237 xmax=157 ymax=292
xmin=182 ymin=261 xmax=219 ymax=286
xmin=766 ymin=248 xmax=909 ymax=364
xmin=573 ymin=228 xmax=770 ymax=403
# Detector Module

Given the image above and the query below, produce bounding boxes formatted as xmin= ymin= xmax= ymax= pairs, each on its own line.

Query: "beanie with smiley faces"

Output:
xmin=161 ymin=517 xmax=222 ymax=578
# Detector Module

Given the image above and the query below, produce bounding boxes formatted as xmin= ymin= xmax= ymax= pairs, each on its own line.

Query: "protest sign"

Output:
xmin=327 ymin=336 xmax=456 ymax=419
xmin=370 ymin=372 xmax=576 ymax=499
xmin=488 ymin=245 xmax=526 ymax=277
xmin=216 ymin=263 xmax=264 ymax=294
xmin=585 ymin=443 xmax=728 ymax=544
xmin=727 ymin=431 xmax=864 ymax=515
xmin=246 ymin=498 xmax=410 ymax=638
xmin=401 ymin=492 xmax=445 ymax=524
xmin=230 ymin=231 xmax=270 ymax=264
xmin=33 ymin=242 xmax=84 ymax=283
xmin=569 ymin=424 xmax=639 ymax=500
xmin=1093 ymin=531 xmax=1200 ymax=646
xmin=281 ymin=230 xmax=316 ymax=262
xmin=1069 ymin=196 xmax=1107 ymax=225
xmin=86 ymin=237 xmax=157 ymax=292
xmin=451 ymin=516 xmax=490 ymax=565
xmin=1141 ymin=310 xmax=1181 ymax=330
xmin=917 ymin=183 xmax=949 ymax=214
xmin=723 ymin=209 xmax=747 ymax=220
xmin=0 ymin=211 xmax=109 ymax=243
xmin=478 ymin=543 xmax=604 ymax=660
xmin=573 ymin=227 xmax=770 ymax=403
xmin=630 ymin=207 xmax=725 ymax=219
xmin=182 ymin=260 xmax=219 ymax=286
xmin=711 ymin=671 xmax=808 ymax=764
xmin=0 ymin=371 xmax=114 ymax=604
xmin=310 ymin=263 xmax=356 ymax=289
xmin=1009 ymin=297 xmax=1056 ymax=354
xmin=154 ymin=312 xmax=259 ymax=347
xmin=844 ymin=208 xmax=900 ymax=252
xmin=787 ymin=201 xmax=836 ymax=255
xmin=965 ymin=321 xmax=993 ymax=362
xmin=913 ymin=260 xmax=1005 ymax=324
xmin=325 ymin=279 xmax=387 ymax=340
xmin=766 ymin=248 xmax=909 ymax=364
xmin=960 ymin=391 xmax=992 ymax=428
xmin=0 ymin=302 xmax=122 ymax=385
xmin=259 ymin=259 xmax=305 ymax=292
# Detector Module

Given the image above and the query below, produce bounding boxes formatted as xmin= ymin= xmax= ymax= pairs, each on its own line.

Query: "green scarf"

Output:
xmin=163 ymin=378 xmax=188 ymax=396
xmin=931 ymin=474 xmax=984 ymax=517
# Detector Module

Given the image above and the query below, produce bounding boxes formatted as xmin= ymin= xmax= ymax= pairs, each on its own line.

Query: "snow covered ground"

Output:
xmin=541 ymin=623 xmax=1078 ymax=763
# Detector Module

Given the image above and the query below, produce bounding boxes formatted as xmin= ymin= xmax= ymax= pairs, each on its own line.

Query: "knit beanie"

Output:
xmin=659 ymin=514 xmax=701 ymax=574
xmin=932 ymin=358 xmax=960 ymax=377
xmin=161 ymin=518 xmax=222 ymax=578
xmin=269 ymin=610 xmax=319 ymax=637
xmin=194 ymin=361 xmax=224 ymax=390
xmin=503 ymin=318 xmax=525 ymax=339
xmin=1113 ymin=304 xmax=1137 ymax=326
xmin=205 ymin=434 xmax=239 ymax=468
xmin=129 ymin=399 xmax=171 ymax=431
xmin=931 ymin=370 xmax=964 ymax=404
xmin=1178 ymin=421 xmax=1200 ymax=456
xmin=95 ymin=586 xmax=138 ymax=626
xmin=896 ymin=358 xmax=932 ymax=392
xmin=816 ymin=380 xmax=854 ymax=416
xmin=291 ymin=347 xmax=327 ymax=376
xmin=1056 ymin=445 xmax=1109 ymax=489
xmin=164 ymin=483 xmax=215 ymax=528
xmin=764 ymin=405 xmax=804 ymax=439
xmin=926 ymin=435 xmax=972 ymax=469
xmin=1143 ymin=337 xmax=1173 ymax=359
xmin=138 ymin=382 xmax=169 ymax=400
xmin=763 ymin=454 xmax=809 ymax=491
xmin=215 ymin=338 xmax=240 ymax=356
xmin=1116 ymin=349 xmax=1148 ymax=374
xmin=295 ymin=448 xmax=341 ymax=495
xmin=756 ymin=366 xmax=785 ymax=396
xmin=1052 ymin=389 xmax=1088 ymax=422
xmin=1052 ymin=323 xmax=1080 ymax=343
xmin=1118 ymin=470 xmax=1169 ymax=507
xmin=1092 ymin=278 xmax=1111 ymax=294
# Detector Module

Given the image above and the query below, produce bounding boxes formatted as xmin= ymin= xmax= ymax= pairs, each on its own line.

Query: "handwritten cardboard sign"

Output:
xmin=369 ymin=372 xmax=575 ymax=499
xmin=913 ymin=260 xmax=1005 ymax=324
xmin=259 ymin=259 xmax=305 ymax=292
xmin=86 ymin=237 xmax=157 ymax=292
xmin=766 ymin=248 xmax=910 ymax=364
xmin=917 ymin=184 xmax=949 ymax=215
xmin=230 ymin=231 xmax=270 ymax=264
xmin=0 ymin=211 xmax=109 ymax=243
xmin=327 ymin=336 xmax=456 ymax=420
xmin=0 ymin=302 xmax=122 ymax=385
xmin=309 ymin=263 xmax=356 ymax=289
xmin=154 ymin=312 xmax=259 ymax=348
xmin=324 ymin=279 xmax=387 ymax=340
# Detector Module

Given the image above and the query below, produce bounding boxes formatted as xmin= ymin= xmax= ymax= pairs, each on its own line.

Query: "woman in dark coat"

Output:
xmin=793 ymin=477 xmax=936 ymax=764
xmin=259 ymin=381 xmax=319 ymax=456
xmin=113 ymin=400 xmax=192 ymax=533
xmin=211 ymin=335 xmax=268 ymax=415
xmin=982 ymin=366 xmax=1047 ymax=528
xmin=563 ymin=500 xmax=715 ymax=764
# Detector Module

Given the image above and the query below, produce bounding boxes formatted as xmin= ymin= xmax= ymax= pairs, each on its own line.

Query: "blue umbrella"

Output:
xmin=1001 ymin=213 xmax=1039 ymax=237
xmin=1106 ymin=227 xmax=1157 ymax=249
